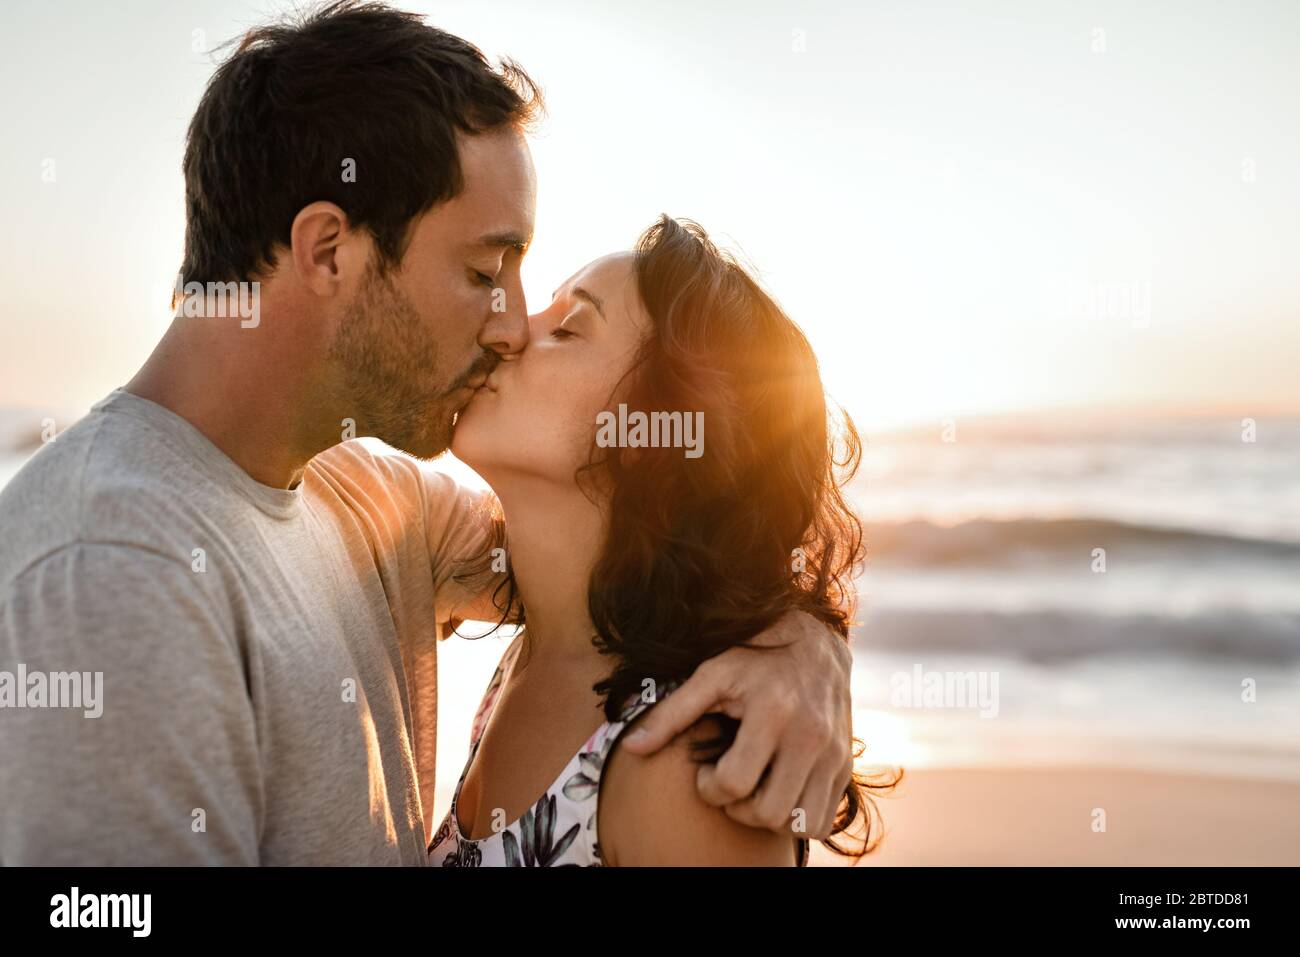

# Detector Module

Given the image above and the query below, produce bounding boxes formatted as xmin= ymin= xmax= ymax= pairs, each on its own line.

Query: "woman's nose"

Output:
xmin=525 ymin=307 xmax=559 ymax=344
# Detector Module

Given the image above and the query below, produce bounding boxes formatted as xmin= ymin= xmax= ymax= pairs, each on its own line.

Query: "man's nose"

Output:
xmin=479 ymin=279 xmax=529 ymax=358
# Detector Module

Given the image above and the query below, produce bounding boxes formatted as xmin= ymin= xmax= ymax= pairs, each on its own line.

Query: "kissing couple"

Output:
xmin=0 ymin=0 xmax=896 ymax=866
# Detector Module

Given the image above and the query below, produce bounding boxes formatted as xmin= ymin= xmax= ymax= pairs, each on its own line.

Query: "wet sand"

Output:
xmin=812 ymin=766 xmax=1300 ymax=866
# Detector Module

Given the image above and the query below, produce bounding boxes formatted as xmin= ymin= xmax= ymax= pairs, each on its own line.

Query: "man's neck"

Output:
xmin=125 ymin=314 xmax=342 ymax=489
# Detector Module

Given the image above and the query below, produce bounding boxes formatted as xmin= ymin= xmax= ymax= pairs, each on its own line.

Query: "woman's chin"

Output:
xmin=449 ymin=402 xmax=489 ymax=463
xmin=448 ymin=420 xmax=472 ymax=461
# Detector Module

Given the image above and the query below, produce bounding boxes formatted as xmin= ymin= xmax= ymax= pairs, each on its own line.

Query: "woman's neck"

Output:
xmin=495 ymin=476 xmax=607 ymax=666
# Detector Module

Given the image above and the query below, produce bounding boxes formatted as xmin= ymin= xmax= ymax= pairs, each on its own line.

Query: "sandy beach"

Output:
xmin=812 ymin=766 xmax=1300 ymax=867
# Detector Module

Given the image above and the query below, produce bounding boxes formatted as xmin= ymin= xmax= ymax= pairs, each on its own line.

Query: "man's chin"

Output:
xmin=406 ymin=420 xmax=455 ymax=460
xmin=375 ymin=408 xmax=455 ymax=461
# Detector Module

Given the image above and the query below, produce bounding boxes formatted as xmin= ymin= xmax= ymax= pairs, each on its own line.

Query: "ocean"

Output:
xmin=845 ymin=413 xmax=1300 ymax=781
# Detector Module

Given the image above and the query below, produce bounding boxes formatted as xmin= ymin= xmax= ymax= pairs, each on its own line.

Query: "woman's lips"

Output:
xmin=461 ymin=382 xmax=496 ymax=410
xmin=451 ymin=386 xmax=477 ymax=412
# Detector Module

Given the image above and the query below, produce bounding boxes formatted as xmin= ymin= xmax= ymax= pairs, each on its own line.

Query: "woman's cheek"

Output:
xmin=549 ymin=381 xmax=608 ymax=470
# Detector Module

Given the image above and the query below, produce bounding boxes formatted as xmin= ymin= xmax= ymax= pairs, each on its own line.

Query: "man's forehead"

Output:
xmin=452 ymin=129 xmax=536 ymax=248
xmin=458 ymin=128 xmax=536 ymax=196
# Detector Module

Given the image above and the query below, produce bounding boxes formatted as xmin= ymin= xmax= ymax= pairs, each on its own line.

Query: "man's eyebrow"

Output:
xmin=473 ymin=231 xmax=530 ymax=254
xmin=552 ymin=284 xmax=606 ymax=319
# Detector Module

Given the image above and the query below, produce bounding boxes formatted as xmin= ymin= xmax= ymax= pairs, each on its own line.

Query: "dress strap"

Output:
xmin=466 ymin=636 xmax=523 ymax=753
xmin=610 ymin=679 xmax=682 ymax=729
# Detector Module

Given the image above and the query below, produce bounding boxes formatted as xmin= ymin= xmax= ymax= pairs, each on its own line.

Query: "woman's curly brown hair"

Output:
xmin=459 ymin=215 xmax=901 ymax=858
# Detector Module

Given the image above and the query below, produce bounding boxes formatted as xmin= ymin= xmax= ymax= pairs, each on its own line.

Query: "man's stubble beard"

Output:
xmin=327 ymin=263 xmax=458 ymax=459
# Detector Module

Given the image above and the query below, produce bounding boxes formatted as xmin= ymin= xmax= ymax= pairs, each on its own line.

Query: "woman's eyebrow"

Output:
xmin=571 ymin=286 xmax=606 ymax=319
xmin=550 ymin=284 xmax=607 ymax=320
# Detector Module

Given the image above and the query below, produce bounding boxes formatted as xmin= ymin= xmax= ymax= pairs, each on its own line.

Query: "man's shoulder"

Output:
xmin=306 ymin=439 xmax=484 ymax=526
xmin=0 ymin=405 xmax=219 ymax=590
xmin=0 ymin=412 xmax=102 ymax=584
xmin=309 ymin=438 xmax=422 ymax=487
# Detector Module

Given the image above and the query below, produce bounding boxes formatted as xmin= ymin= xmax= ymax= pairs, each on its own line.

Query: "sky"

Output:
xmin=1 ymin=0 xmax=1297 ymax=432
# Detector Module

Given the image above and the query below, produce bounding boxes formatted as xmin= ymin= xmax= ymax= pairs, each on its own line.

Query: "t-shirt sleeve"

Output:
xmin=414 ymin=466 xmax=502 ymax=627
xmin=309 ymin=439 xmax=503 ymax=633
xmin=0 ymin=544 xmax=262 ymax=865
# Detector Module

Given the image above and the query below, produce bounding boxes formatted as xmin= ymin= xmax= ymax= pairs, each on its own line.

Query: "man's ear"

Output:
xmin=289 ymin=201 xmax=368 ymax=296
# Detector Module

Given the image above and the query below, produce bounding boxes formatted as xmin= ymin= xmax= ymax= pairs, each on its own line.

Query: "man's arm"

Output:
xmin=0 ymin=544 xmax=261 ymax=864
xmin=414 ymin=465 xmax=506 ymax=630
xmin=617 ymin=610 xmax=854 ymax=840
xmin=404 ymin=456 xmax=854 ymax=834
xmin=310 ymin=442 xmax=504 ymax=632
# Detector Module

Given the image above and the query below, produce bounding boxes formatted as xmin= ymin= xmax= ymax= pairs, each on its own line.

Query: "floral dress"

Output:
xmin=428 ymin=636 xmax=811 ymax=867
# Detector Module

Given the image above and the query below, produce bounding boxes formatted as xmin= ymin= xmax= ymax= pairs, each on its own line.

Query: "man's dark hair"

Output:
xmin=179 ymin=0 xmax=542 ymax=286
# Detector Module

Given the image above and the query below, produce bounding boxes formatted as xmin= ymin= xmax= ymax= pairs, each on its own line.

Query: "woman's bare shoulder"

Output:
xmin=598 ymin=713 xmax=799 ymax=867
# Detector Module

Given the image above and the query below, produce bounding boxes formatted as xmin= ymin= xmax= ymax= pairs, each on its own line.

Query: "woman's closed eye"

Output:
xmin=549 ymin=314 xmax=584 ymax=340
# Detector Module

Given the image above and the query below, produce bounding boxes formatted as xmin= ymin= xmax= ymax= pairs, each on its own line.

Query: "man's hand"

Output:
xmin=617 ymin=610 xmax=854 ymax=839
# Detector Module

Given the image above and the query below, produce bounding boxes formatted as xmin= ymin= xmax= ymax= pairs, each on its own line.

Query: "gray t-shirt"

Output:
xmin=0 ymin=389 xmax=493 ymax=864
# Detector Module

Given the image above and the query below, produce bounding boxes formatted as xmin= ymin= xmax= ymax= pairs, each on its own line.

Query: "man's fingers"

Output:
xmin=618 ymin=662 xmax=730 ymax=755
xmin=694 ymin=705 xmax=784 ymax=805
xmin=805 ymin=746 xmax=854 ymax=840
xmin=722 ymin=742 xmax=817 ymax=834
xmin=799 ymin=757 xmax=846 ymax=840
xmin=825 ymin=755 xmax=854 ymax=833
